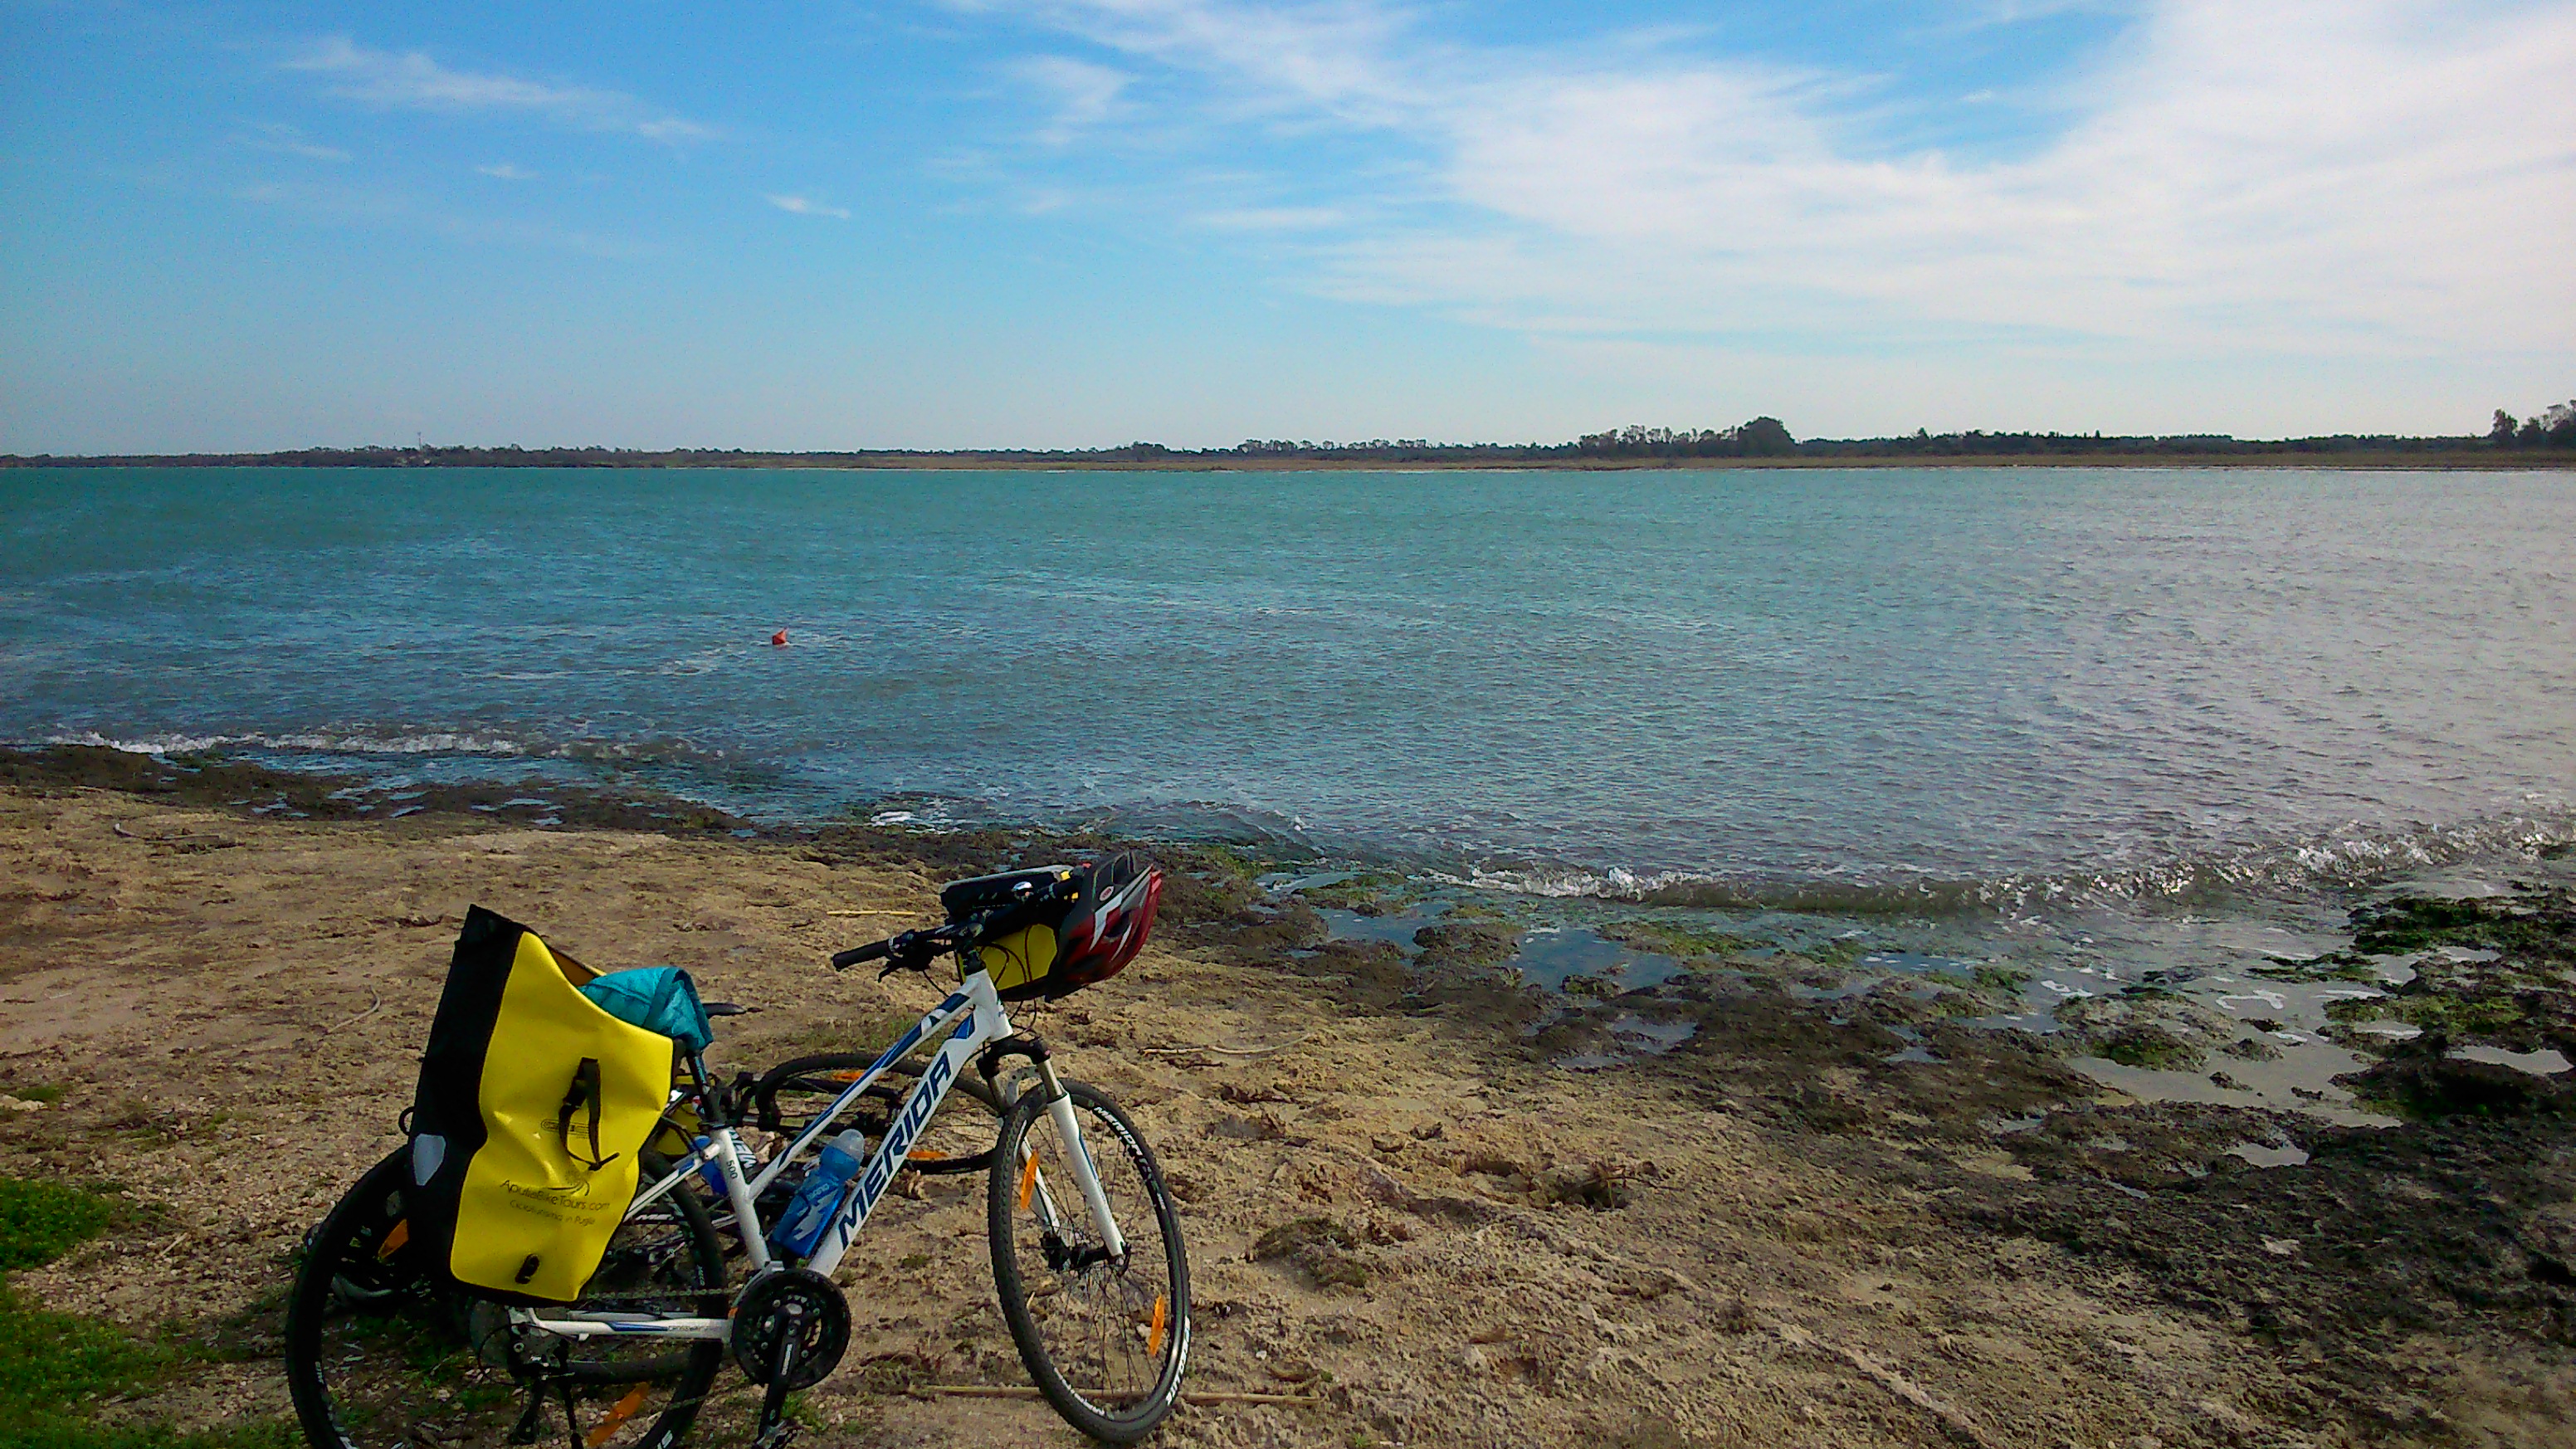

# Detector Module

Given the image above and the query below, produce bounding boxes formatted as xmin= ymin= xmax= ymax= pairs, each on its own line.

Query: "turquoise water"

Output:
xmin=3 ymin=466 xmax=2571 ymax=901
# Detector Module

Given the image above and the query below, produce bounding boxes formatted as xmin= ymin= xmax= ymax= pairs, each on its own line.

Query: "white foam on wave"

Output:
xmin=1437 ymin=806 xmax=2576 ymax=913
xmin=46 ymin=728 xmax=541 ymax=757
xmin=35 ymin=728 xmax=721 ymax=766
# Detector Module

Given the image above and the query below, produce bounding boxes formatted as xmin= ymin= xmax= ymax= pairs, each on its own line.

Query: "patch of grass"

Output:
xmin=0 ymin=1085 xmax=65 ymax=1105
xmin=0 ymin=1408 xmax=299 ymax=1449
xmin=0 ymin=1178 xmax=291 ymax=1449
xmin=0 ymin=1179 xmax=115 ymax=1272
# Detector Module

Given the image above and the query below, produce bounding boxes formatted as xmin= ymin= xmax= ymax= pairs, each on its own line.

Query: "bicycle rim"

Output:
xmin=285 ymin=1149 xmax=726 ymax=1449
xmin=988 ymin=1082 xmax=1191 ymax=1443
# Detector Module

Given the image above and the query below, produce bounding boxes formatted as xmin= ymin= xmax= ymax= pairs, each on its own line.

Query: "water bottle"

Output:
xmin=691 ymin=1135 xmax=727 ymax=1197
xmin=770 ymin=1129 xmax=866 ymax=1259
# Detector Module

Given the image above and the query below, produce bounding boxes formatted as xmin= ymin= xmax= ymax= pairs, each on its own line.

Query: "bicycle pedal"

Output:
xmin=751 ymin=1424 xmax=798 ymax=1449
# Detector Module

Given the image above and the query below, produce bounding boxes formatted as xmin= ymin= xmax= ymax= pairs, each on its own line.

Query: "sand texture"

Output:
xmin=3 ymin=785 xmax=2572 ymax=1448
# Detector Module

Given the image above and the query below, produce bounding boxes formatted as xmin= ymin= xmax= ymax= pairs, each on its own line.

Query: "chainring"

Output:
xmin=730 ymin=1267 xmax=851 ymax=1389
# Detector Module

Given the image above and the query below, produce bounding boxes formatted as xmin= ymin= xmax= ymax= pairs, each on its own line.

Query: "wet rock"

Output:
xmin=1275 ymin=939 xmax=1409 ymax=1011
xmin=1412 ymin=920 xmax=1524 ymax=971
xmin=2060 ymin=994 xmax=2237 ymax=1072
xmin=2337 ymin=1054 xmax=2573 ymax=1120
xmin=1943 ymin=1107 xmax=2576 ymax=1421
xmin=1593 ymin=918 xmax=1764 ymax=960
xmin=1998 ymin=1101 xmax=2288 ymax=1188
xmin=1290 ymin=871 xmax=1418 ymax=916
xmin=2336 ymin=890 xmax=2576 ymax=1058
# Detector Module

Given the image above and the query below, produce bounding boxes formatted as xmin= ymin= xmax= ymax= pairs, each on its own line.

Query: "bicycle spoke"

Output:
xmin=287 ymin=1152 xmax=725 ymax=1449
xmin=989 ymin=1083 xmax=1189 ymax=1442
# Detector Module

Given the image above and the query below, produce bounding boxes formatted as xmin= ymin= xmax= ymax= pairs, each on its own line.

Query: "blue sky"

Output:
xmin=3 ymin=1 xmax=2571 ymax=451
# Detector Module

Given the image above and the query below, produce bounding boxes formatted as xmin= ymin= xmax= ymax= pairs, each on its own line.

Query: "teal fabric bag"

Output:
xmin=577 ymin=966 xmax=715 ymax=1054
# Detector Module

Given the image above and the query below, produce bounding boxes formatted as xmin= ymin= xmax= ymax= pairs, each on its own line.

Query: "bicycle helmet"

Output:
xmin=943 ymin=852 xmax=1164 ymax=1001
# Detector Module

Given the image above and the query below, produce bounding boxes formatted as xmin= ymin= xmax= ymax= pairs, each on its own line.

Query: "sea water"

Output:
xmin=4 ymin=465 xmax=2567 ymax=901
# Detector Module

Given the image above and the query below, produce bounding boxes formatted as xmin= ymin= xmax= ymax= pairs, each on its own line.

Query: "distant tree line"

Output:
xmin=2490 ymin=401 xmax=2576 ymax=450
xmin=7 ymin=402 xmax=2569 ymax=466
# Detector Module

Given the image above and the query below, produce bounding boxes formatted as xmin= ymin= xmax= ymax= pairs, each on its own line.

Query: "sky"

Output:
xmin=2 ymin=1 xmax=2571 ymax=451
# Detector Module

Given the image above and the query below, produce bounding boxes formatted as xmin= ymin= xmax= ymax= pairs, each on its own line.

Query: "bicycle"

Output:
xmin=285 ymin=872 xmax=1193 ymax=1448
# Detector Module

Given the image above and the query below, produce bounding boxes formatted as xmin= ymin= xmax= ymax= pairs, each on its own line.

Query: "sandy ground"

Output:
xmin=3 ymin=784 xmax=2572 ymax=1449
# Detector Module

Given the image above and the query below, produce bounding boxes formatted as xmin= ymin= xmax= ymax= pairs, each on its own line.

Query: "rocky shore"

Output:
xmin=2 ymin=748 xmax=2572 ymax=1447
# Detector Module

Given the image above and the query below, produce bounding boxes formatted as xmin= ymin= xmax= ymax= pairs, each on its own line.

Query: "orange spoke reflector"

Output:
xmin=1017 ymin=1151 xmax=1041 ymax=1212
xmin=907 ymin=1149 xmax=949 ymax=1163
xmin=1148 ymin=1294 xmax=1168 ymax=1359
xmin=376 ymin=1220 xmax=410 ymax=1259
xmin=827 ymin=1071 xmax=863 ymax=1083
xmin=584 ymin=1383 xmax=651 ymax=1449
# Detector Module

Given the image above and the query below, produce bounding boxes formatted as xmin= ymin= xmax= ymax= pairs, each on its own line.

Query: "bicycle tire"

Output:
xmin=988 ymin=1081 xmax=1192 ymax=1443
xmin=284 ymin=1147 xmax=726 ymax=1449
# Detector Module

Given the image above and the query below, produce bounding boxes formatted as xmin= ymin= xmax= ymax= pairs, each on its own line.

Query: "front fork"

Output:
xmin=1028 ymin=1056 xmax=1128 ymax=1262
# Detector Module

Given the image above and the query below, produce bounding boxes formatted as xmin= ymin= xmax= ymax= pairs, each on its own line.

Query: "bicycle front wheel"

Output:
xmin=284 ymin=1148 xmax=726 ymax=1449
xmin=987 ymin=1081 xmax=1191 ymax=1443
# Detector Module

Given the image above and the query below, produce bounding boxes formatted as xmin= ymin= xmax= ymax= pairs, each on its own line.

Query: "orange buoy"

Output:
xmin=771 ymin=630 xmax=788 ymax=646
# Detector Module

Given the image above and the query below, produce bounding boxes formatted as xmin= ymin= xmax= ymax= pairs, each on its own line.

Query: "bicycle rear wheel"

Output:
xmin=988 ymin=1081 xmax=1191 ymax=1443
xmin=284 ymin=1148 xmax=726 ymax=1449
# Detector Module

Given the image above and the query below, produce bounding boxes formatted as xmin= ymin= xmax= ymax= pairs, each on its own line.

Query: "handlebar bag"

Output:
xmin=404 ymin=905 xmax=676 ymax=1305
xmin=949 ymin=852 xmax=1164 ymax=1002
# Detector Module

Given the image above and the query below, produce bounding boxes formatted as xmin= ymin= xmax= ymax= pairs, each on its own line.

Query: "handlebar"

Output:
xmin=829 ymin=939 xmax=891 ymax=970
xmin=829 ymin=922 xmax=969 ymax=973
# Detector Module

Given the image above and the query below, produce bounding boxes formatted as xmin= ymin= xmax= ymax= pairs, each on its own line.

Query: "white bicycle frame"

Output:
xmin=520 ymin=964 xmax=1125 ymax=1343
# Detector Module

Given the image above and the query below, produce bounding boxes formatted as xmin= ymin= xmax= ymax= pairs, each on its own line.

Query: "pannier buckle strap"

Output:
xmin=554 ymin=1057 xmax=619 ymax=1172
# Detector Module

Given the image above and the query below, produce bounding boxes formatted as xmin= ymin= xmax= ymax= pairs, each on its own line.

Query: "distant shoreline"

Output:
xmin=5 ymin=450 xmax=2569 ymax=471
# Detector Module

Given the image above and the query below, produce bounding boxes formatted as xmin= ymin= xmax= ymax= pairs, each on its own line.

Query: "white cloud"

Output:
xmin=1006 ymin=55 xmax=1133 ymax=144
xmin=475 ymin=163 xmax=537 ymax=180
xmin=282 ymin=37 xmax=712 ymax=144
xmin=767 ymin=193 xmax=853 ymax=218
xmin=237 ymin=122 xmax=350 ymax=161
xmin=964 ymin=0 xmax=2576 ymax=359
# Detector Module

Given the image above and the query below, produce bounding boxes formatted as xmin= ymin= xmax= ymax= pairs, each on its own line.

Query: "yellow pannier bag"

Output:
xmin=404 ymin=906 xmax=676 ymax=1305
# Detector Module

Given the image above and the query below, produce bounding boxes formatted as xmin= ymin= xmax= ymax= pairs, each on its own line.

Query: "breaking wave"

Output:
xmin=35 ymin=728 xmax=736 ymax=769
xmin=1442 ymin=807 xmax=2576 ymax=915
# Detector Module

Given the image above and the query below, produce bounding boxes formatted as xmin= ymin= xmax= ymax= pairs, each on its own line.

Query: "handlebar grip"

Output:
xmin=831 ymin=939 xmax=891 ymax=971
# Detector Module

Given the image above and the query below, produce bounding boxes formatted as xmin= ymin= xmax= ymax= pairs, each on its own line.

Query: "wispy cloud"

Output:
xmin=767 ymin=193 xmax=852 ymax=219
xmin=1005 ymin=54 xmax=1133 ymax=144
xmin=1194 ymin=205 xmax=1344 ymax=230
xmin=959 ymin=0 xmax=2576 ymax=357
xmin=237 ymin=122 xmax=349 ymax=162
xmin=281 ymin=37 xmax=713 ymax=144
xmin=475 ymin=162 xmax=537 ymax=180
